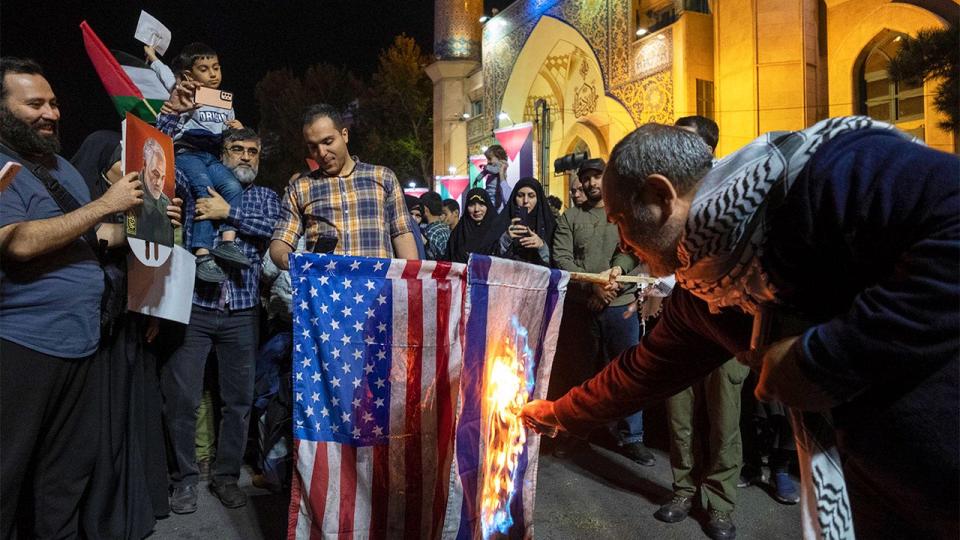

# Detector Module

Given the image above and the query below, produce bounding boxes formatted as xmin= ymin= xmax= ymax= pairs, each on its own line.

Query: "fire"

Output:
xmin=480 ymin=317 xmax=535 ymax=539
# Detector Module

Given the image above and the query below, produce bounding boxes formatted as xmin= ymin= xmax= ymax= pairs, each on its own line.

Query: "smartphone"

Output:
xmin=515 ymin=205 xmax=529 ymax=227
xmin=194 ymin=87 xmax=234 ymax=110
xmin=0 ymin=161 xmax=22 ymax=192
xmin=313 ymin=235 xmax=339 ymax=254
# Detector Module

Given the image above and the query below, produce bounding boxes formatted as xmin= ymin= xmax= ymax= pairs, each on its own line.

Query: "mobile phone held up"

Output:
xmin=194 ymin=87 xmax=234 ymax=110
xmin=514 ymin=206 xmax=531 ymax=236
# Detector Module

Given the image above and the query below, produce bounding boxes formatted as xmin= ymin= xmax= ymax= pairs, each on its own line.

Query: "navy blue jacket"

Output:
xmin=555 ymin=129 xmax=959 ymax=534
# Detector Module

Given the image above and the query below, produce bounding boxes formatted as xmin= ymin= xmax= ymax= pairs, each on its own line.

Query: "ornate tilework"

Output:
xmin=435 ymin=0 xmax=482 ymax=60
xmin=481 ymin=0 xmax=673 ymax=133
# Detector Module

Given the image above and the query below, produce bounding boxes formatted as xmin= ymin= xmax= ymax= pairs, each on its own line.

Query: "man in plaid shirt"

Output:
xmin=162 ymin=127 xmax=280 ymax=513
xmin=269 ymin=103 xmax=418 ymax=265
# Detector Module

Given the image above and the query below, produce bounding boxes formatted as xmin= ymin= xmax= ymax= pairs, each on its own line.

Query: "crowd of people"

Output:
xmin=0 ymin=31 xmax=957 ymax=540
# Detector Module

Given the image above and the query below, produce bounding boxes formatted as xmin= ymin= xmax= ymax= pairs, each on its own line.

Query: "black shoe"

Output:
xmin=211 ymin=241 xmax=251 ymax=267
xmin=210 ymin=480 xmax=247 ymax=508
xmin=170 ymin=484 xmax=198 ymax=514
xmin=196 ymin=255 xmax=227 ymax=283
xmin=706 ymin=509 xmax=737 ymax=540
xmin=198 ymin=459 xmax=212 ymax=481
xmin=553 ymin=437 xmax=589 ymax=459
xmin=737 ymin=464 xmax=762 ymax=488
xmin=622 ymin=441 xmax=656 ymax=466
xmin=654 ymin=495 xmax=692 ymax=523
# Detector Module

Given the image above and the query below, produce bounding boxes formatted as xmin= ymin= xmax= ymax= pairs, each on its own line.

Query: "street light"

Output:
xmin=448 ymin=165 xmax=457 ymax=174
xmin=635 ymin=27 xmax=648 ymax=37
xmin=407 ymin=181 xmax=417 ymax=188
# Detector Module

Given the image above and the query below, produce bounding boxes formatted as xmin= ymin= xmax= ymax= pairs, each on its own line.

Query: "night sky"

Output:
xmin=1 ymin=0 xmax=514 ymax=155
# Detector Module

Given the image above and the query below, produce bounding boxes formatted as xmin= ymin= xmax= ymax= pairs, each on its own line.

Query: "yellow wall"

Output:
xmin=672 ymin=12 xmax=714 ymax=119
xmin=713 ymin=0 xmax=822 ymax=155
xmin=825 ymin=0 xmax=955 ymax=153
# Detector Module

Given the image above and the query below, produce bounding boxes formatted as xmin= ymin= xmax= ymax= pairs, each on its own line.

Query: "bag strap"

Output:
xmin=0 ymin=142 xmax=101 ymax=254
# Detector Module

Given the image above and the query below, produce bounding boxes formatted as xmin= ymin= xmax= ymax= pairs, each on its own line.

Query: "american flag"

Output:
xmin=287 ymin=253 xmax=467 ymax=540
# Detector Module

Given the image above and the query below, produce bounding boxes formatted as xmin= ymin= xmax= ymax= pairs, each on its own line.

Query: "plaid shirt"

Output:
xmin=175 ymin=170 xmax=280 ymax=310
xmin=272 ymin=160 xmax=411 ymax=258
xmin=423 ymin=220 xmax=451 ymax=260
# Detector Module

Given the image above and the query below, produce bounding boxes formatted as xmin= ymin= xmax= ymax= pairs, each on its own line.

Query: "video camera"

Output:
xmin=553 ymin=151 xmax=589 ymax=174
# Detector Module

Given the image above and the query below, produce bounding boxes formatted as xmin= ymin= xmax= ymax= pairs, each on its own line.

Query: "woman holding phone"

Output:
xmin=483 ymin=177 xmax=555 ymax=266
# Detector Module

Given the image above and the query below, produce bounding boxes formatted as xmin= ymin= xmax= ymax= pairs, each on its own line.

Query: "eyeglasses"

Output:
xmin=226 ymin=145 xmax=260 ymax=158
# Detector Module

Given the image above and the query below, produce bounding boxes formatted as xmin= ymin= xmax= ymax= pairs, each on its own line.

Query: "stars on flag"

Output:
xmin=293 ymin=254 xmax=396 ymax=444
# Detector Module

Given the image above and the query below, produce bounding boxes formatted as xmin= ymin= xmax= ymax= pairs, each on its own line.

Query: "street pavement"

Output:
xmin=149 ymin=425 xmax=801 ymax=539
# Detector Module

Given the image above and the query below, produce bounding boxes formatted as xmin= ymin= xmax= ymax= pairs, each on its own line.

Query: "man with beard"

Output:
xmin=523 ymin=119 xmax=959 ymax=539
xmin=0 ymin=57 xmax=146 ymax=538
xmin=164 ymin=126 xmax=280 ymax=512
xmin=550 ymin=158 xmax=654 ymax=466
xmin=133 ymin=137 xmax=175 ymax=246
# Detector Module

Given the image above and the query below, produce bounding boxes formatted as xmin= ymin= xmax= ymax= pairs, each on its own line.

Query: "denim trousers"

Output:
xmin=176 ymin=150 xmax=243 ymax=250
xmin=161 ymin=306 xmax=258 ymax=486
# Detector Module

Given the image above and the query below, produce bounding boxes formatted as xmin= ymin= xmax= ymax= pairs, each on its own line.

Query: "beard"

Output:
xmin=627 ymin=206 xmax=684 ymax=277
xmin=231 ymin=164 xmax=258 ymax=184
xmin=0 ymin=106 xmax=60 ymax=157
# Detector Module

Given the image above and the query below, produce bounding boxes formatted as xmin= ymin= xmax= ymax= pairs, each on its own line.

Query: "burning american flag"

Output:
xmin=287 ymin=254 xmax=567 ymax=539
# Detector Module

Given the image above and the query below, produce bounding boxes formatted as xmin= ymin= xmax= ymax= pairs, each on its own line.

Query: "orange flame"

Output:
xmin=480 ymin=319 xmax=533 ymax=538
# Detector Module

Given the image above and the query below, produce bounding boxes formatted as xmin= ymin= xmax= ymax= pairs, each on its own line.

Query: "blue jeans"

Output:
xmin=593 ymin=303 xmax=644 ymax=444
xmin=176 ymin=150 xmax=243 ymax=251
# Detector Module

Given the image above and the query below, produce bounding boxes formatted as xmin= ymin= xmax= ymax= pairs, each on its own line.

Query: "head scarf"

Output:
xmin=445 ymin=188 xmax=494 ymax=263
xmin=482 ymin=177 xmax=556 ymax=262
xmin=70 ymin=130 xmax=121 ymax=199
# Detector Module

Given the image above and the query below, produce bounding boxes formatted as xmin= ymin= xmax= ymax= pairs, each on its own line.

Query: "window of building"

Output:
xmin=632 ymin=0 xmax=710 ymax=37
xmin=860 ymin=34 xmax=924 ymax=129
xmin=696 ymin=79 xmax=715 ymax=120
xmin=470 ymin=100 xmax=483 ymax=117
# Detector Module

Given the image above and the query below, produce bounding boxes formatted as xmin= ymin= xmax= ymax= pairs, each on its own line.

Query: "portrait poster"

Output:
xmin=123 ymin=112 xmax=175 ymax=267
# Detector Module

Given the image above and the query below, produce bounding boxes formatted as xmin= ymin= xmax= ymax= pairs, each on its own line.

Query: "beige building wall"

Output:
xmin=825 ymin=0 xmax=956 ymax=153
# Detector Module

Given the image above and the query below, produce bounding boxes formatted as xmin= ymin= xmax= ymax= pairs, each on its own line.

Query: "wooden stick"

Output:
xmin=568 ymin=271 xmax=660 ymax=286
xmin=141 ymin=97 xmax=159 ymax=120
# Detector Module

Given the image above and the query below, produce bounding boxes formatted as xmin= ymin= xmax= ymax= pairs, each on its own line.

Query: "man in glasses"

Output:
xmin=163 ymin=126 xmax=281 ymax=513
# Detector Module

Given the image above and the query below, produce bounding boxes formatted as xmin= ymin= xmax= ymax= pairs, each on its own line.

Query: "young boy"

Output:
xmin=146 ymin=42 xmax=248 ymax=283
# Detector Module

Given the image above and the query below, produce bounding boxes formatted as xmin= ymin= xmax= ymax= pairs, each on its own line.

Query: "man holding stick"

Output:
xmin=551 ymin=157 xmax=654 ymax=466
xmin=523 ymin=118 xmax=959 ymax=539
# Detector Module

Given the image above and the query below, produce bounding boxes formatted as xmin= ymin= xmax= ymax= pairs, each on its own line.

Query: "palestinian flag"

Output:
xmin=80 ymin=21 xmax=169 ymax=122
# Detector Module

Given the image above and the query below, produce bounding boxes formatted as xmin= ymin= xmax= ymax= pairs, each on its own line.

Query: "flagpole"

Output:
xmin=141 ymin=98 xmax=159 ymax=120
xmin=568 ymin=272 xmax=660 ymax=286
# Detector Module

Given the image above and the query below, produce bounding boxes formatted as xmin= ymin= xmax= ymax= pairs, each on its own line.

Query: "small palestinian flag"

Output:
xmin=80 ymin=21 xmax=169 ymax=122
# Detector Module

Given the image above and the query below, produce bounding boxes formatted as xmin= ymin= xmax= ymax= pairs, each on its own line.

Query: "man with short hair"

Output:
xmin=674 ymin=115 xmax=719 ymax=153
xmin=551 ymin=157 xmax=654 ymax=466
xmin=270 ymin=103 xmax=417 ymax=266
xmin=0 ymin=57 xmax=147 ymax=538
xmin=524 ymin=119 xmax=959 ymax=538
xmin=163 ymin=124 xmax=280 ymax=513
xmin=420 ymin=191 xmax=451 ymax=260
xmin=442 ymin=198 xmax=460 ymax=228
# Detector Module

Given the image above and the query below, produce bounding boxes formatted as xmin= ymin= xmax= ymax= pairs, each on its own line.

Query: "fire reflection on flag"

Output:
xmin=480 ymin=317 xmax=535 ymax=539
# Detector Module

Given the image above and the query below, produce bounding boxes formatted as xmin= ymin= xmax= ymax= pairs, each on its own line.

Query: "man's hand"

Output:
xmin=195 ymin=187 xmax=230 ymax=221
xmin=99 ymin=172 xmax=143 ymax=214
xmin=160 ymin=80 xmax=201 ymax=115
xmin=754 ymin=336 xmax=840 ymax=412
xmin=144 ymin=45 xmax=159 ymax=63
xmin=520 ymin=400 xmax=562 ymax=437
xmin=224 ymin=119 xmax=243 ymax=130
xmin=166 ymin=197 xmax=183 ymax=227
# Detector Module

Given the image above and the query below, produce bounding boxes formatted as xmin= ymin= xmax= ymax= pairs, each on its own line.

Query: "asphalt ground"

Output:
xmin=149 ymin=409 xmax=801 ymax=539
